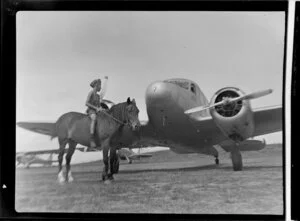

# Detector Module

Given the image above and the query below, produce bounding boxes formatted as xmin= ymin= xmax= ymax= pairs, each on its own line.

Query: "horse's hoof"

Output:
xmin=58 ymin=171 xmax=65 ymax=184
xmin=67 ymin=172 xmax=74 ymax=183
xmin=104 ymin=180 xmax=112 ymax=185
xmin=57 ymin=178 xmax=65 ymax=184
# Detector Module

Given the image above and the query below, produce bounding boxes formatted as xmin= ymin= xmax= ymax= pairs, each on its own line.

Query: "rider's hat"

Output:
xmin=90 ymin=79 xmax=101 ymax=88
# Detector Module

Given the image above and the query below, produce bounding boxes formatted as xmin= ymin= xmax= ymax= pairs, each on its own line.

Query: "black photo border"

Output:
xmin=0 ymin=1 xmax=290 ymax=220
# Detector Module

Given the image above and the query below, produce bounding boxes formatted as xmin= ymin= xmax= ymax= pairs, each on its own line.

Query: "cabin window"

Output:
xmin=164 ymin=80 xmax=189 ymax=90
xmin=190 ymin=83 xmax=196 ymax=94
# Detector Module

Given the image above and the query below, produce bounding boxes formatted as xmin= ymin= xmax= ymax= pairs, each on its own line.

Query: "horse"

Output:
xmin=51 ymin=97 xmax=141 ymax=184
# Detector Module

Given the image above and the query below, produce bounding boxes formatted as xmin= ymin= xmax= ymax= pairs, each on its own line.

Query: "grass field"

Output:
xmin=15 ymin=144 xmax=283 ymax=214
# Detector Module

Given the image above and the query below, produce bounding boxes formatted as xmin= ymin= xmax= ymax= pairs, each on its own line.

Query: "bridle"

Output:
xmin=97 ymin=107 xmax=129 ymax=127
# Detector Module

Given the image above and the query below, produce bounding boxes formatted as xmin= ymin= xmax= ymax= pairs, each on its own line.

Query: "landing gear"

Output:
xmin=215 ymin=157 xmax=219 ymax=165
xmin=230 ymin=148 xmax=243 ymax=171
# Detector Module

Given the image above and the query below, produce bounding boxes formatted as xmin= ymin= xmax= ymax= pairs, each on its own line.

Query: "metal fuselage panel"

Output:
xmin=144 ymin=79 xmax=222 ymax=153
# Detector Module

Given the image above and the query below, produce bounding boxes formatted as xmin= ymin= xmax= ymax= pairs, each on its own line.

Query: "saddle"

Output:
xmin=100 ymin=102 xmax=109 ymax=110
xmin=85 ymin=102 xmax=109 ymax=115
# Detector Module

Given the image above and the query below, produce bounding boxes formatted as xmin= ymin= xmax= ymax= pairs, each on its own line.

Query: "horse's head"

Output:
xmin=125 ymin=97 xmax=141 ymax=131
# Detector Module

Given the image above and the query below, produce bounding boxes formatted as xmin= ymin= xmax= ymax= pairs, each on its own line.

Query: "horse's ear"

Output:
xmin=131 ymin=99 xmax=136 ymax=104
xmin=127 ymin=97 xmax=131 ymax=104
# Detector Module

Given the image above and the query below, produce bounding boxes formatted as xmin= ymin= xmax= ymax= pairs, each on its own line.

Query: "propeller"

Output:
xmin=184 ymin=89 xmax=273 ymax=115
xmin=102 ymin=99 xmax=115 ymax=106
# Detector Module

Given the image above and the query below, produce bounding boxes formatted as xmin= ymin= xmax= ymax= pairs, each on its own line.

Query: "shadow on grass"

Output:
xmin=119 ymin=164 xmax=218 ymax=174
xmin=220 ymin=165 xmax=282 ymax=171
xmin=75 ymin=164 xmax=282 ymax=178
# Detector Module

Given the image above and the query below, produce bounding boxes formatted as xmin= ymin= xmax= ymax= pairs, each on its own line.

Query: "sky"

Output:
xmin=16 ymin=11 xmax=285 ymax=153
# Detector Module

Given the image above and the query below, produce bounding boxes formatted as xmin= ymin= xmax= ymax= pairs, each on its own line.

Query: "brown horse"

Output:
xmin=51 ymin=97 xmax=140 ymax=184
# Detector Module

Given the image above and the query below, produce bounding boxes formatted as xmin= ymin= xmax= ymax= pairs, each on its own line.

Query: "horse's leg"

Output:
xmin=57 ymin=137 xmax=68 ymax=183
xmin=108 ymin=146 xmax=117 ymax=180
xmin=102 ymin=144 xmax=109 ymax=181
xmin=65 ymin=140 xmax=77 ymax=182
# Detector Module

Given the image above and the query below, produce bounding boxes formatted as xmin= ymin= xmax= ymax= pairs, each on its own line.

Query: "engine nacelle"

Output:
xmin=209 ymin=87 xmax=255 ymax=142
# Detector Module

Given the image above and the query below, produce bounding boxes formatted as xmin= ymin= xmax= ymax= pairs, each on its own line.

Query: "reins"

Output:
xmin=97 ymin=107 xmax=128 ymax=126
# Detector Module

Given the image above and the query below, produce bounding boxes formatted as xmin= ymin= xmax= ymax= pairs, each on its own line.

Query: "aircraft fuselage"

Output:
xmin=144 ymin=78 xmax=225 ymax=153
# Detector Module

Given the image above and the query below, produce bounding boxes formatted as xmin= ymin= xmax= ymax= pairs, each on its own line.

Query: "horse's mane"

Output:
xmin=107 ymin=102 xmax=129 ymax=124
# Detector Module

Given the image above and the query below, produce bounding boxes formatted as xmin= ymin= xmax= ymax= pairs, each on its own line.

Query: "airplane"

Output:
xmin=117 ymin=148 xmax=152 ymax=164
xmin=16 ymin=149 xmax=60 ymax=168
xmin=16 ymin=147 xmax=152 ymax=168
xmin=17 ymin=78 xmax=282 ymax=171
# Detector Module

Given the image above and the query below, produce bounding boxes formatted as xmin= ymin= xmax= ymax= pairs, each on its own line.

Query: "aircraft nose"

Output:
xmin=145 ymin=81 xmax=173 ymax=106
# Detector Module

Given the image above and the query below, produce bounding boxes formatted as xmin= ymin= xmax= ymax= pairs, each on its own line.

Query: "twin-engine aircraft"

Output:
xmin=17 ymin=78 xmax=282 ymax=171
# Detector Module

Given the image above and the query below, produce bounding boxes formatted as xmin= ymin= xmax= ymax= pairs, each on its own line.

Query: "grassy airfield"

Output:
xmin=15 ymin=144 xmax=283 ymax=214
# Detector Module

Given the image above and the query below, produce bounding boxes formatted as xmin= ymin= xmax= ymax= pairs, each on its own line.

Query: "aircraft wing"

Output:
xmin=187 ymin=105 xmax=282 ymax=140
xmin=251 ymin=105 xmax=282 ymax=136
xmin=136 ymin=105 xmax=282 ymax=148
xmin=17 ymin=122 xmax=56 ymax=137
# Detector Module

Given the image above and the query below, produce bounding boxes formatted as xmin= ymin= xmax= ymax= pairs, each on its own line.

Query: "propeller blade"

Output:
xmin=184 ymin=89 xmax=273 ymax=115
xmin=184 ymin=106 xmax=208 ymax=114
xmin=102 ymin=99 xmax=115 ymax=105
xmin=241 ymin=89 xmax=273 ymax=100
xmin=184 ymin=99 xmax=229 ymax=114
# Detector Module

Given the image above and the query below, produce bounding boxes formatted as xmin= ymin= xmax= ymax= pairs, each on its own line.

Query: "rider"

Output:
xmin=85 ymin=76 xmax=108 ymax=149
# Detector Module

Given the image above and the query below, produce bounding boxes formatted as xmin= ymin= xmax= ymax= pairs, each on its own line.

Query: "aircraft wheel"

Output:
xmin=230 ymin=150 xmax=243 ymax=171
xmin=215 ymin=158 xmax=219 ymax=165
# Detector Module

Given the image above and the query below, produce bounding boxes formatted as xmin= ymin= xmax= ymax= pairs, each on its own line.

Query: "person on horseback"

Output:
xmin=85 ymin=76 xmax=108 ymax=148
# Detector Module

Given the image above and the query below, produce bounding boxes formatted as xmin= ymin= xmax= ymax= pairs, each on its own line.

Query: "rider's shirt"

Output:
xmin=86 ymin=92 xmax=101 ymax=114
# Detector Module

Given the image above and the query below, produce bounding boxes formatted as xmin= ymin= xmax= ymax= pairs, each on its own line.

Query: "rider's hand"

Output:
xmin=96 ymin=108 xmax=101 ymax=112
xmin=104 ymin=76 xmax=108 ymax=79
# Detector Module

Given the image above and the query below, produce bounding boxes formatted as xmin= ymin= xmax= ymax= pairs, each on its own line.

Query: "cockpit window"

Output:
xmin=164 ymin=80 xmax=189 ymax=90
xmin=190 ymin=83 xmax=196 ymax=94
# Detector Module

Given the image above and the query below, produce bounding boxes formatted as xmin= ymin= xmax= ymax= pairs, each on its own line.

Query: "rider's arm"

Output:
xmin=85 ymin=91 xmax=98 ymax=111
xmin=99 ymin=76 xmax=108 ymax=100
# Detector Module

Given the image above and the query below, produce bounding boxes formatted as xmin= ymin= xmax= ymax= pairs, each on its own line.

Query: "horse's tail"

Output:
xmin=50 ymin=122 xmax=58 ymax=140
xmin=50 ymin=133 xmax=57 ymax=140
